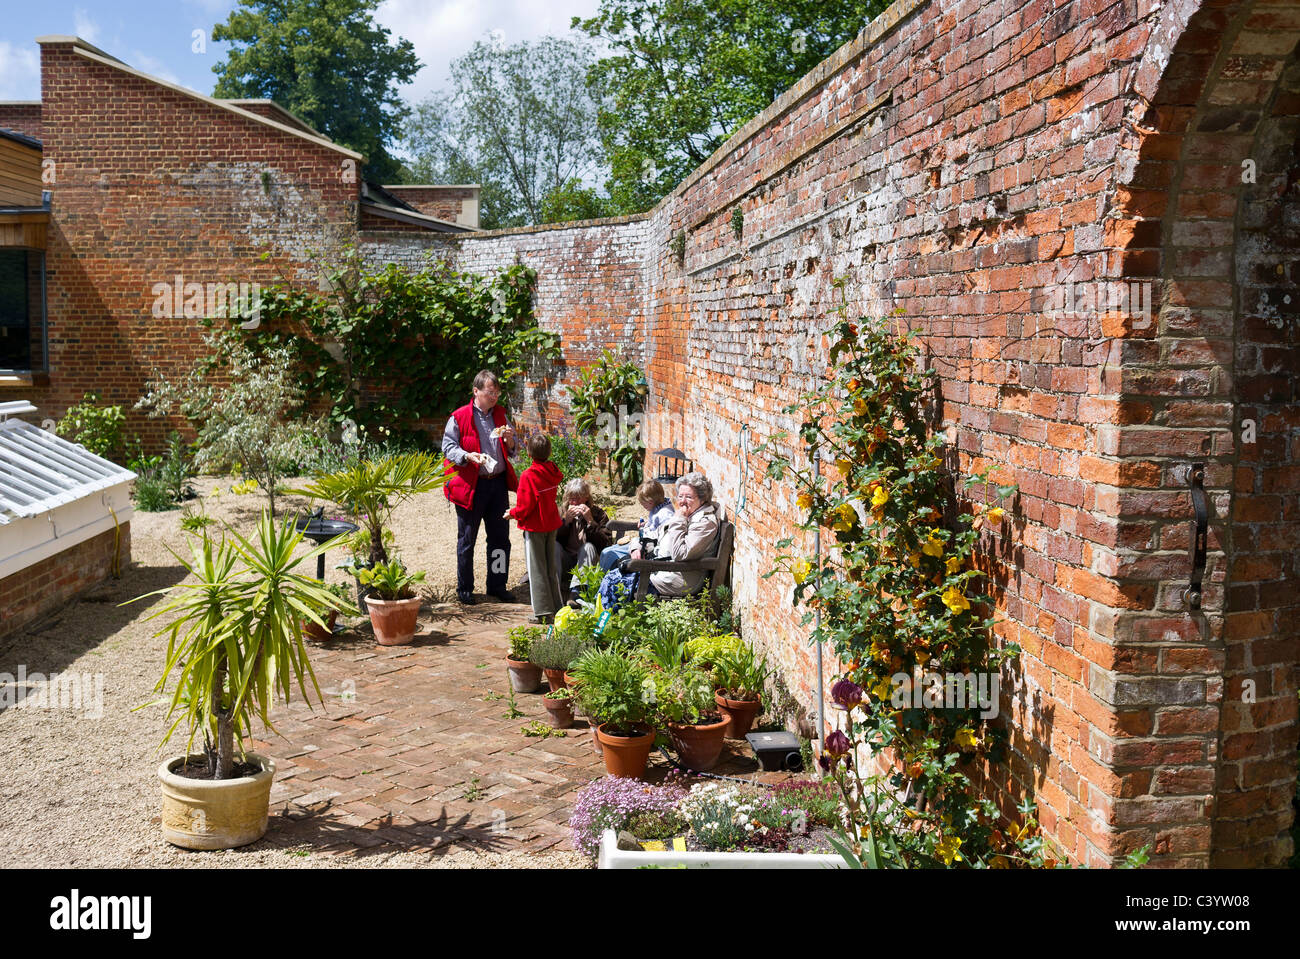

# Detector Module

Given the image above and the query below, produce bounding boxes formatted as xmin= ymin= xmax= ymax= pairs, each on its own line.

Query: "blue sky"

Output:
xmin=0 ymin=0 xmax=600 ymax=105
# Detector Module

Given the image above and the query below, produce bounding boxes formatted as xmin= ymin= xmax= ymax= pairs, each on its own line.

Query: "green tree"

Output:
xmin=211 ymin=0 xmax=421 ymax=182
xmin=402 ymin=35 xmax=605 ymax=228
xmin=539 ymin=178 xmax=613 ymax=224
xmin=574 ymin=0 xmax=890 ymax=213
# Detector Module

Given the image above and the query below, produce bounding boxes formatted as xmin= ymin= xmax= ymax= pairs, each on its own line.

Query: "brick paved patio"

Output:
xmin=249 ymin=600 xmax=780 ymax=860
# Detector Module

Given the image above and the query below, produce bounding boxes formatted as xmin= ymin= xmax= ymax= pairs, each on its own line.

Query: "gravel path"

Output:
xmin=0 ymin=476 xmax=633 ymax=869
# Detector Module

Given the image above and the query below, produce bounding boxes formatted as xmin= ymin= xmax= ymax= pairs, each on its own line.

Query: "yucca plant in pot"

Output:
xmin=356 ymin=559 xmax=425 ymax=646
xmin=571 ymin=649 xmax=655 ymax=779
xmin=713 ymin=642 xmax=773 ymax=739
xmin=505 ymin=625 xmax=544 ymax=693
xmin=131 ymin=511 xmax=352 ymax=849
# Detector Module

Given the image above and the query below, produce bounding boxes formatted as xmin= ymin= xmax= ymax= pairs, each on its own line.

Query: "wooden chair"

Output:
xmin=626 ymin=507 xmax=734 ymax=601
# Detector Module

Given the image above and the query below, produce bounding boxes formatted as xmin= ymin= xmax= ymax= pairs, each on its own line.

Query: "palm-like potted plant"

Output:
xmin=713 ymin=643 xmax=773 ymax=739
xmin=356 ymin=559 xmax=425 ymax=646
xmin=570 ymin=649 xmax=655 ymax=779
xmin=133 ymin=512 xmax=354 ymax=849
xmin=291 ymin=452 xmax=446 ymax=566
xmin=506 ymin=626 xmax=544 ymax=693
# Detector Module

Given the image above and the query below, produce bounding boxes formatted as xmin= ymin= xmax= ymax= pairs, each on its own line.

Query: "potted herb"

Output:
xmin=506 ymin=625 xmax=544 ymax=693
xmin=303 ymin=581 xmax=357 ymax=641
xmin=131 ymin=512 xmax=350 ymax=849
xmin=653 ymin=664 xmax=729 ymax=771
xmin=356 ymin=559 xmax=425 ymax=646
xmin=570 ymin=649 xmax=655 ymax=779
xmin=713 ymin=642 xmax=773 ymax=739
xmin=529 ymin=628 xmax=590 ymax=692
xmin=543 ymin=686 xmax=575 ymax=729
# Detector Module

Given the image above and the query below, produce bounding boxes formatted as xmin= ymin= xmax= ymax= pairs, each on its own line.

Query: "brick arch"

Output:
xmin=1106 ymin=0 xmax=1300 ymax=867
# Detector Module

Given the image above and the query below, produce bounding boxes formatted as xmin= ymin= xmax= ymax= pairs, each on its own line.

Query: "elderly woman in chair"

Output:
xmin=647 ymin=472 xmax=721 ymax=598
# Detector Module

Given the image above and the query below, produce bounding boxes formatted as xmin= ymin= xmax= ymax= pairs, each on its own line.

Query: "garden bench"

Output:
xmin=625 ymin=507 xmax=734 ymax=602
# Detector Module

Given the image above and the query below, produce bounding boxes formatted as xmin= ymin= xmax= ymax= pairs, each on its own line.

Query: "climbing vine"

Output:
xmin=568 ymin=349 xmax=647 ymax=493
xmin=237 ymin=249 xmax=560 ymax=448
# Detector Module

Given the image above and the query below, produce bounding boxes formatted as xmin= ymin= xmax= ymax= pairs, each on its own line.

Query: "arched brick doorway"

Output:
xmin=1112 ymin=0 xmax=1299 ymax=866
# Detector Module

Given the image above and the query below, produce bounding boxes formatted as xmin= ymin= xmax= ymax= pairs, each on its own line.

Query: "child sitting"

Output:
xmin=598 ymin=479 xmax=676 ymax=572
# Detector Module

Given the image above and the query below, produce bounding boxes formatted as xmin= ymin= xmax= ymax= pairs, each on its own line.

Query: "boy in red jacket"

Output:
xmin=508 ymin=433 xmax=565 ymax=622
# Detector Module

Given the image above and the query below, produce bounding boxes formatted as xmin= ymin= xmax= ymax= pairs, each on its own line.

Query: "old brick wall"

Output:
xmin=441 ymin=0 xmax=1296 ymax=867
xmin=0 ymin=102 xmax=43 ymax=141
xmin=5 ymin=38 xmax=361 ymax=446
xmin=383 ymin=185 xmax=479 ymax=226
xmin=0 ymin=525 xmax=129 ymax=639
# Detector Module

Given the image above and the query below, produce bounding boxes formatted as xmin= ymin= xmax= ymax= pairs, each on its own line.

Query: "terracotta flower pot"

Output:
xmin=303 ymin=610 xmax=339 ymax=642
xmin=543 ymin=668 xmax=568 ymax=691
xmin=365 ymin=595 xmax=421 ymax=646
xmin=543 ymin=697 xmax=575 ymax=729
xmin=668 ymin=714 xmax=730 ymax=771
xmin=597 ymin=723 xmax=656 ymax=779
xmin=715 ymin=691 xmax=762 ymax=739
xmin=158 ymin=753 xmax=276 ymax=850
xmin=506 ymin=657 xmax=543 ymax=693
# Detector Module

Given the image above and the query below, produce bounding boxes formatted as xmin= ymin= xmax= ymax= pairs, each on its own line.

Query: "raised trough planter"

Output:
xmin=596 ymin=829 xmax=845 ymax=869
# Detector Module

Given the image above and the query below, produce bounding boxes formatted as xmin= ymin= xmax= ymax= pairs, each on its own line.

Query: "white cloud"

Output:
xmin=0 ymin=42 xmax=40 ymax=101
xmin=73 ymin=7 xmax=102 ymax=44
xmin=376 ymin=0 xmax=599 ymax=105
xmin=130 ymin=51 xmax=184 ymax=88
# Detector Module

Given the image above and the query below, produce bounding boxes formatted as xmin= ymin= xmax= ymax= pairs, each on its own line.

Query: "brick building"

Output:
xmin=0 ymin=0 xmax=1295 ymax=867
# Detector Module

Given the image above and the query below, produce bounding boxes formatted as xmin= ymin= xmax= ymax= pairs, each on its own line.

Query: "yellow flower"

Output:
xmin=869 ymin=639 xmax=889 ymax=663
xmin=921 ymin=531 xmax=944 ymax=557
xmin=871 ymin=676 xmax=893 ymax=701
xmin=941 ymin=586 xmax=970 ymax=614
xmin=915 ymin=648 xmax=930 ymax=666
xmin=945 ymin=556 xmax=963 ymax=574
xmin=906 ymin=551 xmax=921 ymax=568
xmin=853 ymin=397 xmax=869 ymax=417
xmin=554 ymin=605 xmax=573 ymax=631
xmin=936 ymin=835 xmax=963 ymax=866
xmin=831 ymin=502 xmax=857 ymax=532
xmin=870 ymin=486 xmax=889 ymax=508
xmin=792 ymin=559 xmax=812 ymax=584
xmin=796 ymin=491 xmax=814 ymax=511
xmin=954 ymin=727 xmax=979 ymax=751
xmin=836 ymin=460 xmax=853 ymax=479
xmin=986 ymin=507 xmax=1005 ymax=525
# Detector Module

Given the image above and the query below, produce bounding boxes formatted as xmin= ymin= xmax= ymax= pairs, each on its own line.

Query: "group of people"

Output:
xmin=442 ymin=370 xmax=722 ymax=621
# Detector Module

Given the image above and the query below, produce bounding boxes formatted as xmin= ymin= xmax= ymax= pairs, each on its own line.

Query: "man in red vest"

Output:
xmin=441 ymin=370 xmax=519 ymax=604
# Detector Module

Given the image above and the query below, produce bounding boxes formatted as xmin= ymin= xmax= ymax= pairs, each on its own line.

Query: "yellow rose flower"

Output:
xmin=836 ymin=460 xmax=853 ymax=479
xmin=954 ymin=727 xmax=979 ymax=751
xmin=869 ymin=639 xmax=889 ymax=663
xmin=871 ymin=676 xmax=893 ymax=701
xmin=796 ymin=491 xmax=814 ymax=511
xmin=831 ymin=502 xmax=857 ymax=532
xmin=853 ymin=397 xmax=869 ymax=417
xmin=906 ymin=551 xmax=921 ymax=568
xmin=945 ymin=556 xmax=963 ymax=574
xmin=792 ymin=559 xmax=812 ymax=584
xmin=936 ymin=835 xmax=963 ymax=866
xmin=941 ymin=586 xmax=970 ymax=614
xmin=870 ymin=486 xmax=889 ymax=508
xmin=986 ymin=507 xmax=1005 ymax=524
xmin=922 ymin=531 xmax=944 ymax=557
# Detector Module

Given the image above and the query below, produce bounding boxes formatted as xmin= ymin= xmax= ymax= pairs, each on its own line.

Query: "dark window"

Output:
xmin=0 ymin=249 xmax=40 ymax=372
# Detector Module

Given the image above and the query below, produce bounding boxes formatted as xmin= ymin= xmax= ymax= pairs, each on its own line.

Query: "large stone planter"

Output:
xmin=158 ymin=753 xmax=276 ymax=850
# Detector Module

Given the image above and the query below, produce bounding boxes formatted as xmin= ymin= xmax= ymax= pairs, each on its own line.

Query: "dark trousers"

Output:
xmin=455 ymin=473 xmax=510 ymax=595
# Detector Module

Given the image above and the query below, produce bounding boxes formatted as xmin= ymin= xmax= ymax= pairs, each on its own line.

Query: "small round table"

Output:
xmin=293 ymin=515 xmax=360 ymax=580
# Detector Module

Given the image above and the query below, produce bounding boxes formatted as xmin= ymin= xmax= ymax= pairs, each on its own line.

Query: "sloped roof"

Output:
xmin=0 ymin=407 xmax=135 ymax=525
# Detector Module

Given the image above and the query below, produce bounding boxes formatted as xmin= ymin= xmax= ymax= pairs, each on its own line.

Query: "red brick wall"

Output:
xmin=5 ymin=39 xmax=361 ymax=446
xmin=0 ymin=102 xmax=43 ymax=141
xmin=384 ymin=185 xmax=477 ymax=225
xmin=0 ymin=524 xmax=129 ymax=638
xmin=439 ymin=0 xmax=1297 ymax=867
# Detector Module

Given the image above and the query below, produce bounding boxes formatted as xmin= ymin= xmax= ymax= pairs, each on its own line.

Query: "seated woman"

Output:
xmin=648 ymin=472 xmax=721 ymax=598
xmin=598 ymin=479 xmax=675 ymax=572
xmin=555 ymin=477 xmax=614 ymax=599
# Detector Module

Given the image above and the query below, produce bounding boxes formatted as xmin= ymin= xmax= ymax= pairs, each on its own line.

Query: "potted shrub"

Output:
xmin=356 ymin=559 xmax=425 ymax=646
xmin=529 ymin=628 xmax=590 ymax=692
xmin=132 ymin=512 xmax=350 ymax=849
xmin=713 ymin=642 xmax=773 ymax=739
xmin=653 ymin=664 xmax=729 ymax=771
xmin=303 ymin=582 xmax=356 ymax=641
xmin=571 ymin=649 xmax=655 ymax=779
xmin=336 ymin=527 xmax=395 ymax=613
xmin=543 ymin=686 xmax=575 ymax=728
xmin=506 ymin=625 xmax=544 ymax=693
